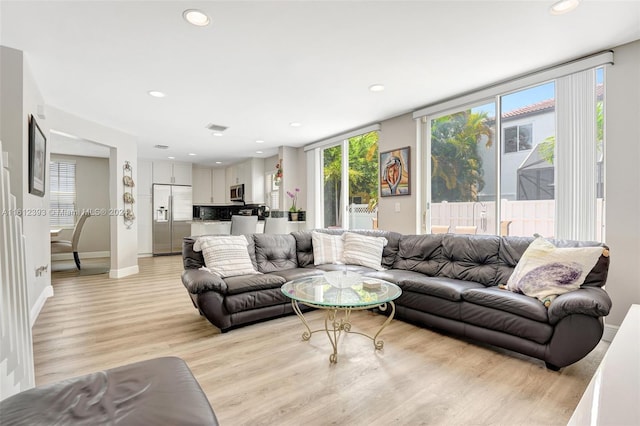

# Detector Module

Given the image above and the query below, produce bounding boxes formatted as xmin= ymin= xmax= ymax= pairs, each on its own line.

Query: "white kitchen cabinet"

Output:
xmin=193 ymin=167 xmax=213 ymax=204
xmin=153 ymin=161 xmax=192 ymax=185
xmin=193 ymin=167 xmax=227 ymax=204
xmin=224 ymin=158 xmax=264 ymax=204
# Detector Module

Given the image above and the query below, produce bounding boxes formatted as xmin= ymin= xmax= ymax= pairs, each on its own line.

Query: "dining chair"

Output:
xmin=430 ymin=225 xmax=450 ymax=234
xmin=50 ymin=212 xmax=91 ymax=270
xmin=263 ymin=216 xmax=289 ymax=234
xmin=454 ymin=225 xmax=478 ymax=235
xmin=230 ymin=215 xmax=258 ymax=236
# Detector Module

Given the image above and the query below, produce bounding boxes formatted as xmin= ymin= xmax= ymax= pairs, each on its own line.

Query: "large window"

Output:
xmin=321 ymin=131 xmax=378 ymax=229
xmin=49 ymin=160 xmax=76 ymax=227
xmin=428 ymin=102 xmax=496 ymax=234
xmin=421 ymin=60 xmax=607 ymax=240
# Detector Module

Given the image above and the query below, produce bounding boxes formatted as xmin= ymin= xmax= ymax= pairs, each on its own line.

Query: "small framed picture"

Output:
xmin=28 ymin=115 xmax=46 ymax=197
xmin=380 ymin=146 xmax=410 ymax=196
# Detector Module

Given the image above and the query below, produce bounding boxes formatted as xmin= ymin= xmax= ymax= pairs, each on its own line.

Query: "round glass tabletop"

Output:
xmin=281 ymin=272 xmax=402 ymax=308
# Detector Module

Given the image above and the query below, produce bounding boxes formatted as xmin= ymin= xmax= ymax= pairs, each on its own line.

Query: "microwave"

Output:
xmin=230 ymin=184 xmax=244 ymax=202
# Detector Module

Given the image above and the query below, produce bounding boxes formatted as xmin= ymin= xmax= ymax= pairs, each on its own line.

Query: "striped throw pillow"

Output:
xmin=196 ymin=235 xmax=261 ymax=278
xmin=312 ymin=231 xmax=344 ymax=265
xmin=342 ymin=232 xmax=388 ymax=271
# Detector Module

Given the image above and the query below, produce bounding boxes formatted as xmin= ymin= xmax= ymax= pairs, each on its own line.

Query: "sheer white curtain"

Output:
xmin=555 ymin=69 xmax=598 ymax=241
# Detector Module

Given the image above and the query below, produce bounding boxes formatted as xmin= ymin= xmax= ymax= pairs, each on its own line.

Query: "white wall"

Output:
xmin=0 ymin=46 xmax=52 ymax=315
xmin=603 ymin=39 xmax=640 ymax=326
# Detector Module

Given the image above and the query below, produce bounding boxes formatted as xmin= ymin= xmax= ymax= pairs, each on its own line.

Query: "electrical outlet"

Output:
xmin=395 ymin=202 xmax=401 ymax=212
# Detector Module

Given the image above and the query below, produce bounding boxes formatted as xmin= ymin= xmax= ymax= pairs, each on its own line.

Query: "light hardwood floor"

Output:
xmin=35 ymin=256 xmax=608 ymax=425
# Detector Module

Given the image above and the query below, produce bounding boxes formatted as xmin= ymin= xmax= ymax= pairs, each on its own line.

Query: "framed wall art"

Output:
xmin=380 ymin=146 xmax=410 ymax=197
xmin=28 ymin=114 xmax=46 ymax=197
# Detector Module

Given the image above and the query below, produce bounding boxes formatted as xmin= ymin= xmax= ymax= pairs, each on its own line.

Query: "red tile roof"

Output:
xmin=502 ymin=98 xmax=555 ymax=118
xmin=502 ymin=84 xmax=603 ymax=119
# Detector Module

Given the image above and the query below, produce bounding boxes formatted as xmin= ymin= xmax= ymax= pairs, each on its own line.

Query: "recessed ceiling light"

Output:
xmin=289 ymin=122 xmax=302 ymax=127
xmin=212 ymin=132 xmax=223 ymax=137
xmin=256 ymin=140 xmax=264 ymax=144
xmin=256 ymin=150 xmax=263 ymax=154
xmin=369 ymin=84 xmax=385 ymax=92
xmin=215 ymin=161 xmax=222 ymax=164
xmin=550 ymin=0 xmax=580 ymax=15
xmin=148 ymin=90 xmax=166 ymax=98
xmin=188 ymin=153 xmax=197 ymax=156
xmin=168 ymin=156 xmax=175 ymax=159
xmin=183 ymin=9 xmax=210 ymax=26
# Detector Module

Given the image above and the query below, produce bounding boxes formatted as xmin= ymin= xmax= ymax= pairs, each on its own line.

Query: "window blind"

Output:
xmin=49 ymin=161 xmax=76 ymax=227
xmin=555 ymin=69 xmax=598 ymax=240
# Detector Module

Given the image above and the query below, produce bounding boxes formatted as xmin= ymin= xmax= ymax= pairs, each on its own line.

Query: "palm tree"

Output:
xmin=431 ymin=110 xmax=493 ymax=202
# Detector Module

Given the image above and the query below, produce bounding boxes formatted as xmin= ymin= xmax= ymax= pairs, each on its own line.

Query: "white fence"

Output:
xmin=348 ymin=204 xmax=377 ymax=229
xmin=431 ymin=199 xmax=604 ymax=239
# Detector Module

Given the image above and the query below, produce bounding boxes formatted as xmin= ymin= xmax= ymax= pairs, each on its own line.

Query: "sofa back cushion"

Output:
xmin=438 ymin=234 xmax=501 ymax=286
xmin=393 ymin=234 xmax=446 ymax=276
xmin=254 ymin=234 xmax=298 ymax=273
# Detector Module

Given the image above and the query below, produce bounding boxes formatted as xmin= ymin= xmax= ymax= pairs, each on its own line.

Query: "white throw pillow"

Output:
xmin=342 ymin=232 xmax=388 ymax=271
xmin=195 ymin=235 xmax=260 ymax=278
xmin=506 ymin=237 xmax=604 ymax=306
xmin=312 ymin=231 xmax=344 ymax=265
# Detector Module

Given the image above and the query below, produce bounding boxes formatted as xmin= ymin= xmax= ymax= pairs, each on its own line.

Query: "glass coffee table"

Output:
xmin=281 ymin=271 xmax=402 ymax=364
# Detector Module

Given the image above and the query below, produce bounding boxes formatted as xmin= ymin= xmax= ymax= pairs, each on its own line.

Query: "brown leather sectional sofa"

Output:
xmin=181 ymin=229 xmax=611 ymax=370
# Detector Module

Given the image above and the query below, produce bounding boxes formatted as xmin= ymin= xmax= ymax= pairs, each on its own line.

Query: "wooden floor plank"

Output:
xmin=33 ymin=255 xmax=608 ymax=425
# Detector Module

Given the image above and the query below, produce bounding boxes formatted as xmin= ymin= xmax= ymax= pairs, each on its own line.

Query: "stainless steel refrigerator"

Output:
xmin=152 ymin=184 xmax=192 ymax=255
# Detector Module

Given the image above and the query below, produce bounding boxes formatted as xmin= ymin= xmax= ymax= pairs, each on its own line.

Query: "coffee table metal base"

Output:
xmin=290 ymin=299 xmax=396 ymax=364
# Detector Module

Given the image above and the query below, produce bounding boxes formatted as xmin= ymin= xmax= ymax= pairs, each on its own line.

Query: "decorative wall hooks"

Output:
xmin=123 ymin=161 xmax=136 ymax=229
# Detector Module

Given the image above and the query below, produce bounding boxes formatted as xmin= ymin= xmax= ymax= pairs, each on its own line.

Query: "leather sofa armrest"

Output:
xmin=181 ymin=269 xmax=227 ymax=295
xmin=547 ymin=286 xmax=612 ymax=325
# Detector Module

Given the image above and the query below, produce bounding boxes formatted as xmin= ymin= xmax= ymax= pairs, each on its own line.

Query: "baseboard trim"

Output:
xmin=137 ymin=253 xmax=153 ymax=258
xmin=109 ymin=264 xmax=139 ymax=279
xmin=51 ymin=251 xmax=110 ymax=261
xmin=602 ymin=323 xmax=618 ymax=342
xmin=30 ymin=285 xmax=53 ymax=327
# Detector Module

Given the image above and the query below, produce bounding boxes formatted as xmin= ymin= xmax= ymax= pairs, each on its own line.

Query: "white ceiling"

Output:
xmin=2 ymin=1 xmax=639 ymax=167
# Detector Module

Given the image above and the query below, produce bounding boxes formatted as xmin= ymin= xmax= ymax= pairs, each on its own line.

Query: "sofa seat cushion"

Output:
xmin=460 ymin=303 xmax=553 ymax=344
xmin=223 ymin=274 xmax=286 ymax=295
xmin=399 ymin=276 xmax=484 ymax=302
xmin=462 ymin=287 xmax=549 ymax=323
xmin=396 ymin=291 xmax=463 ymax=321
xmin=268 ymin=268 xmax=323 ymax=282
xmin=364 ymin=269 xmax=427 ymax=285
xmin=224 ymin=288 xmax=290 ymax=314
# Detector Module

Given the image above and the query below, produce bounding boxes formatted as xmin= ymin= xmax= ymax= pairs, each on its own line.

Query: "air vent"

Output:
xmin=206 ymin=123 xmax=228 ymax=133
xmin=154 ymin=144 xmax=169 ymax=149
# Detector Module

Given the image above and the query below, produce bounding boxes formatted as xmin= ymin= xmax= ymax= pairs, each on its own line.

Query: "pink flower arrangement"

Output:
xmin=287 ymin=188 xmax=300 ymax=212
